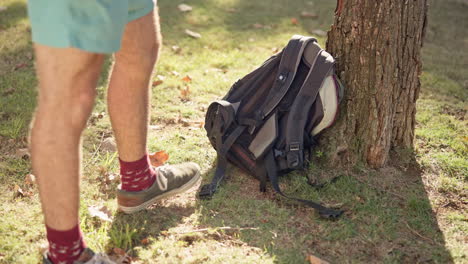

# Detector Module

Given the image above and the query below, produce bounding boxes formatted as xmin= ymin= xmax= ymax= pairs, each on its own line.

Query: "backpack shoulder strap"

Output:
xmin=285 ymin=49 xmax=335 ymax=169
xmin=259 ymin=35 xmax=316 ymax=120
xmin=264 ymin=150 xmax=343 ymax=219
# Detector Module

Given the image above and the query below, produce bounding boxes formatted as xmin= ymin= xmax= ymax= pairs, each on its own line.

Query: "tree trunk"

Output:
xmin=324 ymin=0 xmax=428 ymax=168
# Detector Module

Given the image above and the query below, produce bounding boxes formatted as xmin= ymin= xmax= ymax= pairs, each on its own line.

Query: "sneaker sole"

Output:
xmin=118 ymin=171 xmax=201 ymax=214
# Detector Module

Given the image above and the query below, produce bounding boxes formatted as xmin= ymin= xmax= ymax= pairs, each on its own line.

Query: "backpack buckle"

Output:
xmin=289 ymin=143 xmax=300 ymax=151
xmin=287 ymin=143 xmax=302 ymax=169
xmin=198 ymin=184 xmax=217 ymax=199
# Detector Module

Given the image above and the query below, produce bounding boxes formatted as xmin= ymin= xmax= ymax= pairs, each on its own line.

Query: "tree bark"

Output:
xmin=324 ymin=0 xmax=428 ymax=168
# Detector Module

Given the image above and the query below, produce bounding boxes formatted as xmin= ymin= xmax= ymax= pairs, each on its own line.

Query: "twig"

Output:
xmin=84 ymin=132 xmax=105 ymax=169
xmin=175 ymin=226 xmax=259 ymax=235
xmin=403 ymin=220 xmax=440 ymax=246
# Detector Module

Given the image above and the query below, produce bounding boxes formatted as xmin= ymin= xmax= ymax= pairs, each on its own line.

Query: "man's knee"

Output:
xmin=115 ymin=39 xmax=161 ymax=71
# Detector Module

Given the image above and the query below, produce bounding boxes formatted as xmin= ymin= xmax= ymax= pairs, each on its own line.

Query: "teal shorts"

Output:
xmin=28 ymin=0 xmax=155 ymax=53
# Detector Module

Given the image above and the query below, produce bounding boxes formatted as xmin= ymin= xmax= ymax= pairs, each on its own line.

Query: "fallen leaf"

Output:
xmin=104 ymin=173 xmax=118 ymax=184
xmin=301 ymin=11 xmax=318 ymax=18
xmin=177 ymin=4 xmax=193 ymax=12
xmin=179 ymin=118 xmax=191 ymax=127
xmin=248 ymin=38 xmax=255 ymax=42
xmin=141 ymin=238 xmax=150 ymax=245
xmin=306 ymin=254 xmax=330 ymax=264
xmin=88 ymin=205 xmax=113 ymax=222
xmin=171 ymin=45 xmax=182 ymax=54
xmin=0 ymin=6 xmax=7 ymax=12
xmin=101 ymin=137 xmax=117 ymax=152
xmin=181 ymin=75 xmax=192 ymax=83
xmin=311 ymin=29 xmax=327 ymax=37
xmin=171 ymin=71 xmax=180 ymax=76
xmin=24 ymin=174 xmax=36 ymax=185
xmin=180 ymin=86 xmax=191 ymax=100
xmin=14 ymin=63 xmax=27 ymax=70
xmin=113 ymin=248 xmax=126 ymax=256
xmin=149 ymin=125 xmax=163 ymax=130
xmin=13 ymin=184 xmax=25 ymax=198
xmin=152 ymin=80 xmax=163 ymax=87
xmin=155 ymin=75 xmax=165 ymax=81
xmin=291 ymin=18 xmax=299 ymax=25
xmin=110 ymin=248 xmax=132 ymax=264
xmin=252 ymin=23 xmax=264 ymax=29
xmin=149 ymin=151 xmax=169 ymax=167
xmin=15 ymin=148 xmax=30 ymax=159
xmin=185 ymin=29 xmax=201 ymax=39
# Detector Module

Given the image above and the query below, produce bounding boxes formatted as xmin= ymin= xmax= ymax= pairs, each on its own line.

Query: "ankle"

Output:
xmin=46 ymin=224 xmax=86 ymax=264
xmin=119 ymin=153 xmax=157 ymax=192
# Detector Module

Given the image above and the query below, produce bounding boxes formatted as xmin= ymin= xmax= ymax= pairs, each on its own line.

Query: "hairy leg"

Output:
xmin=108 ymin=9 xmax=162 ymax=162
xmin=31 ymin=44 xmax=104 ymax=230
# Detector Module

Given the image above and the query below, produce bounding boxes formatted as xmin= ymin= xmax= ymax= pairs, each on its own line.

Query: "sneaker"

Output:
xmin=43 ymin=248 xmax=116 ymax=264
xmin=117 ymin=162 xmax=201 ymax=213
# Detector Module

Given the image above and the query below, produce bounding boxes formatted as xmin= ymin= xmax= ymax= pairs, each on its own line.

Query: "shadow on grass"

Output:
xmin=0 ymin=1 xmax=27 ymax=30
xmin=191 ymin=157 xmax=454 ymax=263
xmin=107 ymin=204 xmax=195 ymax=251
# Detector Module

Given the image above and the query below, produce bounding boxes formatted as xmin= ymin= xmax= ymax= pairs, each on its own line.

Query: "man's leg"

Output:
xmin=107 ymin=10 xmax=161 ymax=162
xmin=108 ymin=10 xmax=201 ymax=213
xmin=30 ymin=44 xmax=104 ymax=262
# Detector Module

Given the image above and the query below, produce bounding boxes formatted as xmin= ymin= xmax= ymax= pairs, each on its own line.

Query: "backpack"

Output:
xmin=198 ymin=35 xmax=345 ymax=219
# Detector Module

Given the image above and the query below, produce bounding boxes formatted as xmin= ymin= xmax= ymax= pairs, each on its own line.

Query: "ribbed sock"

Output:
xmin=119 ymin=154 xmax=157 ymax=192
xmin=46 ymin=224 xmax=85 ymax=264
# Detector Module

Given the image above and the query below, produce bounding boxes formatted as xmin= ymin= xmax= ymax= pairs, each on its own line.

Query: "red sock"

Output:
xmin=119 ymin=154 xmax=157 ymax=192
xmin=46 ymin=224 xmax=86 ymax=264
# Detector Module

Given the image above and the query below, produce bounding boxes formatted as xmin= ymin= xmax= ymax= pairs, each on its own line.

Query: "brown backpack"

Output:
xmin=198 ymin=35 xmax=344 ymax=219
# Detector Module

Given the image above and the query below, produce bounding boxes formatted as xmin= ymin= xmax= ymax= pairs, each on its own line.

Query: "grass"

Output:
xmin=0 ymin=0 xmax=467 ymax=263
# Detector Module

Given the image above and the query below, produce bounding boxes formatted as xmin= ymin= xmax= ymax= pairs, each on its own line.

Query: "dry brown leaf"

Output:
xmin=88 ymin=205 xmax=113 ymax=222
xmin=181 ymin=75 xmax=192 ymax=83
xmin=101 ymin=137 xmax=117 ymax=152
xmin=15 ymin=148 xmax=30 ymax=159
xmin=149 ymin=151 xmax=169 ymax=167
xmin=14 ymin=63 xmax=27 ymax=71
xmin=252 ymin=23 xmax=264 ymax=29
xmin=141 ymin=238 xmax=150 ymax=245
xmin=301 ymin=11 xmax=318 ymax=18
xmin=152 ymin=80 xmax=163 ymax=87
xmin=185 ymin=29 xmax=201 ymax=39
xmin=113 ymin=248 xmax=126 ymax=256
xmin=291 ymin=18 xmax=299 ymax=25
xmin=13 ymin=184 xmax=25 ymax=198
xmin=306 ymin=254 xmax=330 ymax=264
xmin=24 ymin=174 xmax=36 ymax=185
xmin=177 ymin=4 xmax=193 ymax=12
xmin=180 ymin=86 xmax=191 ymax=100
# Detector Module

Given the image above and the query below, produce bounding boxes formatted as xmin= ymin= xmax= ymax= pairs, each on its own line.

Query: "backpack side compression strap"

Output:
xmin=199 ymin=100 xmax=247 ymax=198
xmin=264 ymin=151 xmax=343 ymax=219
